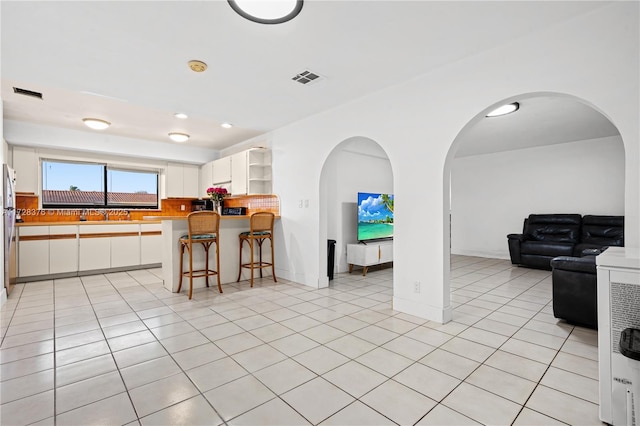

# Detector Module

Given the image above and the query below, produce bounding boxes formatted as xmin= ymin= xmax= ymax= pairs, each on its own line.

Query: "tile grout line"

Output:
xmin=108 ymin=270 xmax=229 ymax=425
xmin=4 ymin=259 xmax=599 ymax=425
xmin=83 ymin=273 xmax=145 ymax=425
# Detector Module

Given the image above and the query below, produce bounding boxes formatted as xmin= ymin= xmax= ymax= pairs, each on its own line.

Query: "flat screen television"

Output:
xmin=357 ymin=192 xmax=394 ymax=241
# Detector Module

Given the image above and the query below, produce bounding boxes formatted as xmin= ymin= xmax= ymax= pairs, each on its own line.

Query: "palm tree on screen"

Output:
xmin=381 ymin=194 xmax=394 ymax=213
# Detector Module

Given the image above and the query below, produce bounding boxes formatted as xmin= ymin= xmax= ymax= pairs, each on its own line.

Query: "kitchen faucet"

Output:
xmin=97 ymin=209 xmax=109 ymax=221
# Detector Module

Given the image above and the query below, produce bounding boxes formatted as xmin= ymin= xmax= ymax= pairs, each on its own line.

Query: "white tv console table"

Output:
xmin=347 ymin=240 xmax=393 ymax=276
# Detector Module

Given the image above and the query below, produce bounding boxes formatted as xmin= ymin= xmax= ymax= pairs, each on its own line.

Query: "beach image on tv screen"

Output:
xmin=358 ymin=192 xmax=394 ymax=241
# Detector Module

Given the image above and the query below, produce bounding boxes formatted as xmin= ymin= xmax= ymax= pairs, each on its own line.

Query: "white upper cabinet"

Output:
xmin=200 ymin=161 xmax=214 ymax=197
xmin=166 ymin=163 xmax=183 ymax=197
xmin=166 ymin=162 xmax=200 ymax=198
xmin=229 ymin=148 xmax=271 ymax=195
xmin=212 ymin=157 xmax=232 ymax=184
xmin=12 ymin=146 xmax=38 ymax=193
xmin=183 ymin=164 xmax=199 ymax=197
xmin=231 ymin=151 xmax=248 ymax=195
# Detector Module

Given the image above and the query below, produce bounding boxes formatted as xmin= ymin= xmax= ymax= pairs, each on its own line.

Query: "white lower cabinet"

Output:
xmin=79 ymin=227 xmax=111 ymax=271
xmin=18 ymin=226 xmax=50 ymax=277
xmin=18 ymin=222 xmax=162 ymax=278
xmin=49 ymin=226 xmax=78 ymax=274
xmin=141 ymin=224 xmax=162 ymax=264
xmin=110 ymin=224 xmax=141 ymax=268
xmin=347 ymin=241 xmax=393 ymax=275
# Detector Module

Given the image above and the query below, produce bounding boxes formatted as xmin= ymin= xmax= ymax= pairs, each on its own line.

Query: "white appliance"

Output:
xmin=3 ymin=164 xmax=16 ymax=294
xmin=597 ymin=247 xmax=640 ymax=425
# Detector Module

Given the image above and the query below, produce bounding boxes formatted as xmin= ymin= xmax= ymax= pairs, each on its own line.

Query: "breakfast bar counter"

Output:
xmin=143 ymin=215 xmax=280 ymax=294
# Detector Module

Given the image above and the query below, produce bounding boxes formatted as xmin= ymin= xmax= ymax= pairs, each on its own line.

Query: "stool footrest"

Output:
xmin=240 ymin=261 xmax=273 ymax=266
xmin=181 ymin=269 xmax=219 ymax=279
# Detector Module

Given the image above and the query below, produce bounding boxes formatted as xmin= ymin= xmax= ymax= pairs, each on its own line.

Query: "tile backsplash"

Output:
xmin=15 ymin=193 xmax=280 ymax=222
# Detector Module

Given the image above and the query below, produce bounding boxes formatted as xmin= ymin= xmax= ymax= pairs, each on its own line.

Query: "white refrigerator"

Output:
xmin=3 ymin=164 xmax=16 ymax=294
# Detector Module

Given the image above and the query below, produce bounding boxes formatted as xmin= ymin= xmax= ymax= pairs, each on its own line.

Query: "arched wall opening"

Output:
xmin=442 ymin=92 xmax=625 ymax=321
xmin=318 ymin=136 xmax=394 ymax=288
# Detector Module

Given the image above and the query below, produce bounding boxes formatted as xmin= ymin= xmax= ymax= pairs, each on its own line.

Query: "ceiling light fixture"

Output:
xmin=228 ymin=0 xmax=303 ymax=24
xmin=82 ymin=118 xmax=111 ymax=130
xmin=168 ymin=132 xmax=190 ymax=143
xmin=174 ymin=112 xmax=188 ymax=119
xmin=486 ymin=102 xmax=520 ymax=117
xmin=188 ymin=60 xmax=207 ymax=73
xmin=221 ymin=123 xmax=233 ymax=129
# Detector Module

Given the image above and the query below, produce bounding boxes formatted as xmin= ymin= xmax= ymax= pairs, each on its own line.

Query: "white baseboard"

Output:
xmin=0 ymin=288 xmax=7 ymax=307
xmin=393 ymin=296 xmax=453 ymax=324
xmin=451 ymin=249 xmax=510 ymax=260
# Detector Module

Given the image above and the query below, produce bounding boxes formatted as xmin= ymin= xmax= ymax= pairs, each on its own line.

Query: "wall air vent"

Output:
xmin=13 ymin=87 xmax=43 ymax=99
xmin=292 ymin=70 xmax=323 ymax=85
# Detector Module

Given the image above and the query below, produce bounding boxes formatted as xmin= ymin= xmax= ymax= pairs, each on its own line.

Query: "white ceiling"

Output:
xmin=1 ymin=1 xmax=620 ymax=160
xmin=454 ymin=96 xmax=619 ymax=157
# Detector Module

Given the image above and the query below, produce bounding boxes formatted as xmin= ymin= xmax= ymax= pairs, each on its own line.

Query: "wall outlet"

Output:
xmin=298 ymin=200 xmax=303 ymax=208
xmin=414 ymin=281 xmax=421 ymax=293
xmin=304 ymin=199 xmax=309 ymax=208
xmin=180 ymin=204 xmax=185 ymax=211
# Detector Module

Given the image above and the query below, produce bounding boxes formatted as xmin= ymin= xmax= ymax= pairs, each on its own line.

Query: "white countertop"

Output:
xmin=596 ymin=246 xmax=640 ymax=269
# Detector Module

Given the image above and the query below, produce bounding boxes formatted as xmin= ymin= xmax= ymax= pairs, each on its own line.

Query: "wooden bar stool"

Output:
xmin=178 ymin=211 xmax=221 ymax=299
xmin=237 ymin=212 xmax=277 ymax=287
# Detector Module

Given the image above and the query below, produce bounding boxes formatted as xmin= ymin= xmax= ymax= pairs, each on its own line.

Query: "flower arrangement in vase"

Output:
xmin=206 ymin=187 xmax=228 ymax=214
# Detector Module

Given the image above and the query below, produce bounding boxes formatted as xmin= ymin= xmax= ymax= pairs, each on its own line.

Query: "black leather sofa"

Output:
xmin=507 ymin=214 xmax=624 ymax=270
xmin=550 ymin=254 xmax=599 ymax=329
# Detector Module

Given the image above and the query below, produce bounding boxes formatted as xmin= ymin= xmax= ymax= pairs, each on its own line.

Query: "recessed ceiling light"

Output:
xmin=486 ymin=102 xmax=519 ymax=117
xmin=221 ymin=122 xmax=233 ymax=129
xmin=174 ymin=112 xmax=188 ymax=119
xmin=168 ymin=132 xmax=190 ymax=143
xmin=82 ymin=118 xmax=111 ymax=130
xmin=228 ymin=0 xmax=303 ymax=24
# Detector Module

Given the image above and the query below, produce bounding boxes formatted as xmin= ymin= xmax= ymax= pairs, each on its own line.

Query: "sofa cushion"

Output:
xmin=524 ymin=214 xmax=581 ymax=243
xmin=573 ymin=243 xmax=608 ymax=256
xmin=581 ymin=215 xmax=624 ymax=247
xmin=521 ymin=241 xmax=575 ymax=257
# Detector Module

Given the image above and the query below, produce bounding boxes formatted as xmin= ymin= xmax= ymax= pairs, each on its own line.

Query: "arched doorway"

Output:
xmin=319 ymin=136 xmax=394 ymax=288
xmin=443 ymin=92 xmax=624 ymax=322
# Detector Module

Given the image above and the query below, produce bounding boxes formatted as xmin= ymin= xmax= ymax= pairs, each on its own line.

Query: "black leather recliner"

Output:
xmin=508 ymin=214 xmax=624 ymax=270
xmin=547 ymin=216 xmax=623 ymax=329
xmin=574 ymin=215 xmax=624 ymax=254
xmin=508 ymin=214 xmax=582 ymax=270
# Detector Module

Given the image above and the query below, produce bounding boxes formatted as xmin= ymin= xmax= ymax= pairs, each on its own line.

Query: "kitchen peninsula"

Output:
xmin=144 ymin=213 xmax=280 ymax=294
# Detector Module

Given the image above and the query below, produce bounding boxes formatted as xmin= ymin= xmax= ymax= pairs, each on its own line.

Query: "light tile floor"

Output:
xmin=0 ymin=255 xmax=601 ymax=425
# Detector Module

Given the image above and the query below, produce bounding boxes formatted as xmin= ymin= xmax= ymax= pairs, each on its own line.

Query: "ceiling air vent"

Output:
xmin=292 ymin=70 xmax=323 ymax=85
xmin=13 ymin=87 xmax=43 ymax=100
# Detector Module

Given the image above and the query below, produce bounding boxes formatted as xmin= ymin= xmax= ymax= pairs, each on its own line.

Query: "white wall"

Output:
xmin=269 ymin=2 xmax=638 ymax=322
xmin=451 ymin=136 xmax=625 ymax=259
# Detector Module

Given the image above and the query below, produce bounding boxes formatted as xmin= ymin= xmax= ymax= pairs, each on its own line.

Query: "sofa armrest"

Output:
xmin=551 ymin=256 xmax=598 ymax=329
xmin=551 ymin=256 xmax=597 ymax=274
xmin=507 ymin=234 xmax=524 ymax=265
